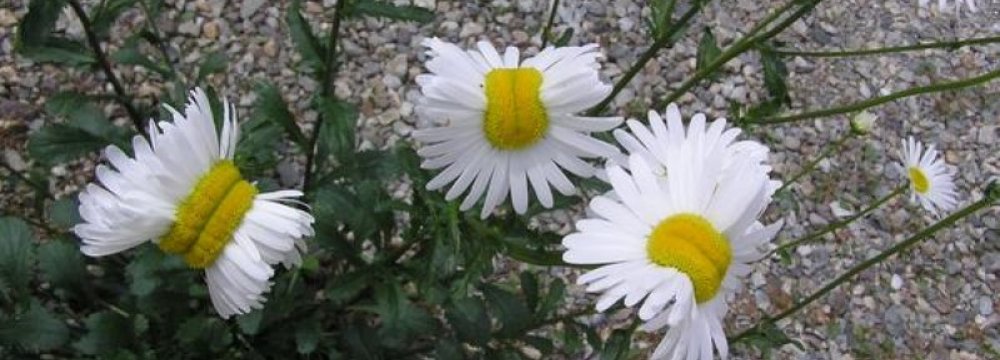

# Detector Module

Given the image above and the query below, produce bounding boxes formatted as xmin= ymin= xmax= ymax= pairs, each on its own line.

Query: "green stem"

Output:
xmin=751 ymin=67 xmax=1000 ymax=124
xmin=540 ymin=0 xmax=560 ymax=48
xmin=733 ymin=186 xmax=999 ymax=343
xmin=585 ymin=2 xmax=704 ymax=116
xmin=768 ymin=185 xmax=906 ymax=258
xmin=658 ymin=0 xmax=820 ymax=108
xmin=771 ymin=35 xmax=1000 ymax=58
xmin=773 ymin=131 xmax=852 ymax=196
xmin=303 ymin=0 xmax=349 ymax=195
xmin=68 ymin=0 xmax=147 ymax=137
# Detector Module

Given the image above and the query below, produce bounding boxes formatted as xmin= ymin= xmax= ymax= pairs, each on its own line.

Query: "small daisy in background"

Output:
xmin=563 ymin=106 xmax=781 ymax=360
xmin=901 ymin=136 xmax=958 ymax=216
xmin=918 ymin=0 xmax=979 ymax=12
xmin=413 ymin=38 xmax=623 ymax=218
xmin=850 ymin=110 xmax=878 ymax=136
xmin=74 ymin=88 xmax=314 ymax=318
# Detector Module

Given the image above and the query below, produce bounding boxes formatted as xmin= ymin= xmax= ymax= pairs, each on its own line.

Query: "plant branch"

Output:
xmin=585 ymin=2 xmax=705 ymax=116
xmin=658 ymin=0 xmax=820 ymax=107
xmin=68 ymin=0 xmax=146 ymax=137
xmin=540 ymin=0 xmax=560 ymax=48
xmin=733 ymin=184 xmax=999 ymax=343
xmin=303 ymin=0 xmax=349 ymax=194
xmin=773 ymin=131 xmax=852 ymax=196
xmin=770 ymin=35 xmax=1000 ymax=58
xmin=768 ymin=185 xmax=906 ymax=258
xmin=751 ymin=67 xmax=1000 ymax=124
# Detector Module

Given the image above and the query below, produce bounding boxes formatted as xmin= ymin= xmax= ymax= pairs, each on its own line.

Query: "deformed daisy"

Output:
xmin=563 ymin=107 xmax=781 ymax=360
xmin=75 ymin=88 xmax=314 ymax=318
xmin=901 ymin=136 xmax=958 ymax=216
xmin=414 ymin=38 xmax=623 ymax=218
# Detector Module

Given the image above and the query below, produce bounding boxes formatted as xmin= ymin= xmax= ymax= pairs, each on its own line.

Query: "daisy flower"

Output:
xmin=918 ymin=0 xmax=979 ymax=12
xmin=414 ymin=38 xmax=623 ymax=218
xmin=74 ymin=88 xmax=314 ymax=318
xmin=901 ymin=136 xmax=958 ymax=215
xmin=563 ymin=106 xmax=781 ymax=360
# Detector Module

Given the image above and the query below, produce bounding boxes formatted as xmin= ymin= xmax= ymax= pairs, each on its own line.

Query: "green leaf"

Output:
xmin=197 ymin=50 xmax=227 ymax=82
xmin=236 ymin=310 xmax=264 ymax=336
xmin=15 ymin=0 xmax=67 ymax=47
xmin=500 ymin=236 xmax=567 ymax=267
xmin=0 ymin=302 xmax=69 ymax=352
xmin=48 ymin=196 xmax=82 ymax=229
xmin=369 ymin=281 xmax=437 ymax=349
xmin=599 ymin=328 xmax=633 ymax=360
xmin=18 ymin=40 xmax=96 ymax=66
xmin=520 ymin=271 xmax=539 ymax=312
xmin=536 ymin=278 xmax=565 ymax=318
xmin=28 ymin=124 xmax=108 ymax=165
xmin=112 ymin=40 xmax=172 ymax=78
xmin=0 ymin=217 xmax=35 ymax=298
xmin=234 ymin=115 xmax=283 ymax=177
xmin=37 ymin=240 xmax=86 ymax=292
xmin=482 ymin=285 xmax=531 ymax=337
xmin=91 ymin=0 xmax=138 ymax=37
xmin=445 ymin=297 xmax=491 ymax=346
xmin=287 ymin=0 xmax=326 ymax=73
xmin=350 ymin=1 xmax=435 ymax=23
xmin=325 ymin=270 xmax=371 ymax=306
xmin=74 ymin=311 xmax=133 ymax=355
xmin=736 ymin=321 xmax=802 ymax=356
xmin=295 ymin=315 xmax=322 ymax=354
xmin=760 ymin=47 xmax=790 ymax=106
xmin=696 ymin=27 xmax=721 ymax=77
xmin=125 ymin=246 xmax=164 ymax=297
xmin=252 ymin=82 xmax=306 ymax=149
xmin=315 ymin=96 xmax=358 ymax=170
xmin=553 ymin=28 xmax=574 ymax=47
xmin=175 ymin=316 xmax=232 ymax=352
xmin=434 ymin=337 xmax=464 ymax=360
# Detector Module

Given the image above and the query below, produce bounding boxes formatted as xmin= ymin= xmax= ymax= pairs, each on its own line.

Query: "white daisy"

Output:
xmin=901 ymin=136 xmax=958 ymax=215
xmin=919 ymin=0 xmax=979 ymax=12
xmin=74 ymin=88 xmax=314 ymax=318
xmin=414 ymin=38 xmax=623 ymax=218
xmin=563 ymin=107 xmax=782 ymax=360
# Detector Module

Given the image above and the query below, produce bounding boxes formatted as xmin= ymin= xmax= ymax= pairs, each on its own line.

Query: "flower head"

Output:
xmin=901 ymin=136 xmax=958 ymax=215
xmin=414 ymin=38 xmax=623 ymax=218
xmin=850 ymin=111 xmax=878 ymax=135
xmin=563 ymin=105 xmax=781 ymax=360
xmin=75 ymin=88 xmax=314 ymax=318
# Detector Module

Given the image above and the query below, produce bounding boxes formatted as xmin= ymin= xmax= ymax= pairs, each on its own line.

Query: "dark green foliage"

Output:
xmin=350 ymin=0 xmax=436 ymax=23
xmin=696 ymin=27 xmax=722 ymax=77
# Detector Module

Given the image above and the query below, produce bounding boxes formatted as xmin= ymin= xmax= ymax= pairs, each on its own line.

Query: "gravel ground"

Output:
xmin=2 ymin=0 xmax=999 ymax=359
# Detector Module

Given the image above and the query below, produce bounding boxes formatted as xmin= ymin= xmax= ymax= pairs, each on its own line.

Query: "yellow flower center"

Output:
xmin=646 ymin=213 xmax=731 ymax=303
xmin=158 ymin=161 xmax=257 ymax=268
xmin=482 ymin=68 xmax=549 ymax=150
xmin=908 ymin=167 xmax=930 ymax=194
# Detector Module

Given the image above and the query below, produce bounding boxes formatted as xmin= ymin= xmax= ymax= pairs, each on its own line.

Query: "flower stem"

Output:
xmin=768 ymin=185 xmax=906 ymax=258
xmin=773 ymin=131 xmax=853 ymax=196
xmin=540 ymin=0 xmax=560 ymax=48
xmin=733 ymin=184 xmax=999 ymax=344
xmin=585 ymin=2 xmax=705 ymax=116
xmin=770 ymin=35 xmax=1000 ymax=58
xmin=68 ymin=0 xmax=147 ymax=137
xmin=303 ymin=0 xmax=349 ymax=195
xmin=750 ymin=67 xmax=1000 ymax=124
xmin=658 ymin=0 xmax=820 ymax=107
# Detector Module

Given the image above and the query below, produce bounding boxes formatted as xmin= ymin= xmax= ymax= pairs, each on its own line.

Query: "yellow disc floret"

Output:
xmin=646 ymin=213 xmax=731 ymax=303
xmin=908 ymin=167 xmax=930 ymax=194
xmin=158 ymin=161 xmax=257 ymax=268
xmin=482 ymin=68 xmax=549 ymax=150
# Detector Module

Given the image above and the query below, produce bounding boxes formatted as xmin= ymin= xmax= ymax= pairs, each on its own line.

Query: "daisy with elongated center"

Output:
xmin=563 ymin=105 xmax=782 ymax=360
xmin=75 ymin=88 xmax=314 ymax=319
xmin=414 ymin=38 xmax=623 ymax=218
xmin=902 ymin=136 xmax=958 ymax=216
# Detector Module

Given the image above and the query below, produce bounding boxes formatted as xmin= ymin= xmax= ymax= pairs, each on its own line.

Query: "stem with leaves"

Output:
xmin=773 ymin=131 xmax=852 ymax=196
xmin=303 ymin=0 xmax=349 ymax=194
xmin=67 ymin=0 xmax=146 ymax=137
xmin=540 ymin=0 xmax=560 ymax=48
xmin=585 ymin=3 xmax=705 ymax=116
xmin=733 ymin=182 xmax=999 ymax=343
xmin=658 ymin=0 xmax=820 ymax=107
xmin=770 ymin=35 xmax=1000 ymax=58
xmin=751 ymin=67 xmax=1000 ymax=124
xmin=769 ymin=185 xmax=906 ymax=258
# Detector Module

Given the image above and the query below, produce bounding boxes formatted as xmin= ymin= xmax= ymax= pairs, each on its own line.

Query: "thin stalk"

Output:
xmin=658 ymin=0 xmax=821 ymax=107
xmin=540 ymin=0 xmax=560 ymax=48
xmin=585 ymin=3 xmax=704 ymax=116
xmin=68 ymin=0 xmax=147 ymax=137
xmin=733 ymin=186 xmax=999 ymax=343
xmin=138 ymin=0 xmax=179 ymax=80
xmin=773 ymin=131 xmax=852 ymax=196
xmin=752 ymin=67 xmax=1000 ymax=124
xmin=303 ymin=0 xmax=349 ymax=194
xmin=768 ymin=185 xmax=906 ymax=257
xmin=771 ymin=35 xmax=1000 ymax=58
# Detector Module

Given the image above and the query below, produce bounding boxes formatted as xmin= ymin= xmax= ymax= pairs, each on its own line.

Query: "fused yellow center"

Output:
xmin=646 ymin=213 xmax=731 ymax=303
xmin=158 ymin=161 xmax=257 ymax=268
xmin=482 ymin=68 xmax=549 ymax=150
xmin=908 ymin=167 xmax=930 ymax=194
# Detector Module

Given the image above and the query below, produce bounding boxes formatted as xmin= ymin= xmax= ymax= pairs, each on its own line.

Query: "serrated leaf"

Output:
xmin=15 ymin=0 xmax=67 ymax=47
xmin=74 ymin=311 xmax=133 ymax=355
xmin=234 ymin=115 xmax=283 ymax=177
xmin=48 ymin=196 xmax=82 ymax=229
xmin=236 ymin=309 xmax=264 ymax=336
xmin=295 ymin=315 xmax=321 ymax=354
xmin=599 ymin=328 xmax=633 ymax=360
xmin=91 ymin=0 xmax=138 ymax=37
xmin=37 ymin=240 xmax=85 ymax=292
xmin=760 ymin=47 xmax=790 ymax=106
xmin=445 ymin=297 xmax=491 ymax=346
xmin=696 ymin=27 xmax=721 ymax=76
xmin=28 ymin=124 xmax=108 ymax=165
xmin=125 ymin=246 xmax=164 ymax=297
xmin=370 ymin=281 xmax=437 ymax=349
xmin=520 ymin=271 xmax=539 ymax=312
xmin=0 ymin=302 xmax=69 ymax=352
xmin=537 ymin=278 xmax=565 ymax=318
xmin=0 ymin=217 xmax=35 ymax=298
xmin=175 ymin=316 xmax=232 ymax=352
xmin=112 ymin=40 xmax=172 ymax=78
xmin=197 ymin=50 xmax=227 ymax=82
xmin=501 ymin=236 xmax=566 ymax=267
xmin=325 ymin=270 xmax=371 ymax=306
xmin=482 ymin=285 xmax=531 ymax=338
xmin=287 ymin=0 xmax=326 ymax=73
xmin=351 ymin=1 xmax=435 ymax=23
xmin=18 ymin=38 xmax=96 ymax=66
xmin=315 ymin=96 xmax=358 ymax=170
xmin=253 ymin=82 xmax=306 ymax=149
